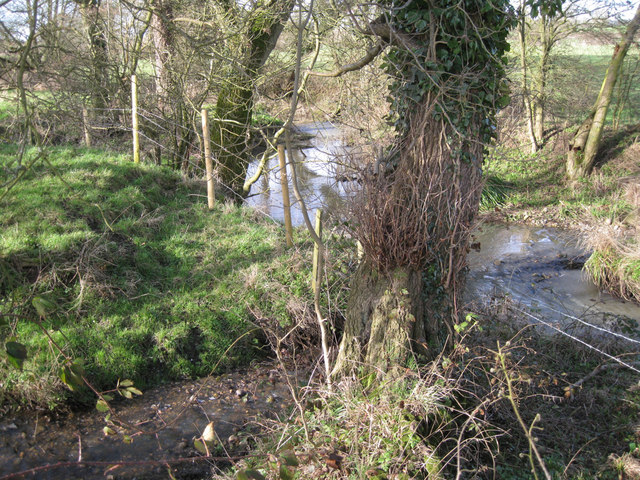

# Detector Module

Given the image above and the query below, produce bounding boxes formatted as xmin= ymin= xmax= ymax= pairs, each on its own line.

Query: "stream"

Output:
xmin=1 ymin=123 xmax=639 ymax=479
xmin=245 ymin=122 xmax=353 ymax=226
xmin=0 ymin=366 xmax=296 ymax=480
xmin=466 ymin=223 xmax=640 ymax=332
xmin=247 ymin=122 xmax=640 ymax=330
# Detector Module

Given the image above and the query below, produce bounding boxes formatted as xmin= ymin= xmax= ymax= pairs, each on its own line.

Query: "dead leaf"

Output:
xmin=326 ymin=452 xmax=343 ymax=470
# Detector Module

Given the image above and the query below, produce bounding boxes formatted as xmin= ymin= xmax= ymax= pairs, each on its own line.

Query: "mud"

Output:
xmin=0 ymin=365 xmax=297 ymax=480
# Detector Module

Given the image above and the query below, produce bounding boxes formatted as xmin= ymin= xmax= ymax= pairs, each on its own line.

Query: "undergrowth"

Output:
xmin=212 ymin=302 xmax=640 ymax=480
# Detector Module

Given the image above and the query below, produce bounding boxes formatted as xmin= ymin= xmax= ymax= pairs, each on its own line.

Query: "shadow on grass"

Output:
xmin=595 ymin=124 xmax=640 ymax=170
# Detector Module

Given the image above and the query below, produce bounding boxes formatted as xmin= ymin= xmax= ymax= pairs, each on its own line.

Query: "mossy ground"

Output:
xmin=0 ymin=145 xmax=343 ymax=410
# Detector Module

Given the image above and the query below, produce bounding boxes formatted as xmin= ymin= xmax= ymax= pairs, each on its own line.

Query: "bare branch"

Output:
xmin=309 ymin=43 xmax=383 ymax=77
xmin=366 ymin=17 xmax=422 ymax=51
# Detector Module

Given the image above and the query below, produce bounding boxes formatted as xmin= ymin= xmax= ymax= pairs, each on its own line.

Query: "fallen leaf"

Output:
xmin=326 ymin=452 xmax=343 ymax=470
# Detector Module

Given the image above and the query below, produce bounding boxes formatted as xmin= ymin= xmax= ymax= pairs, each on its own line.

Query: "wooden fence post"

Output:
xmin=201 ymin=109 xmax=215 ymax=209
xmin=278 ymin=144 xmax=293 ymax=247
xmin=82 ymin=106 xmax=91 ymax=148
xmin=131 ymin=74 xmax=140 ymax=164
xmin=312 ymin=209 xmax=323 ymax=295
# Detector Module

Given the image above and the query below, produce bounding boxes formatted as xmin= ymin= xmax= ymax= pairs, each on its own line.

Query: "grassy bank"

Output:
xmin=0 ymin=145 xmax=339 ymax=410
xmin=216 ymin=304 xmax=640 ymax=480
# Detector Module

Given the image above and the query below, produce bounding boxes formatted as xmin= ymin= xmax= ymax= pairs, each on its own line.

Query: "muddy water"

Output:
xmin=0 ymin=366 xmax=296 ymax=479
xmin=466 ymin=224 xmax=640 ymax=332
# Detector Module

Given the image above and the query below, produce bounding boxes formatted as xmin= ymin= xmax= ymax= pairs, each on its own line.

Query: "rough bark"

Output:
xmin=333 ymin=95 xmax=483 ymax=379
xmin=533 ymin=12 xmax=551 ymax=146
xmin=17 ymin=0 xmax=39 ymax=147
xmin=212 ymin=0 xmax=294 ymax=198
xmin=211 ymin=79 xmax=253 ymax=195
xmin=331 ymin=263 xmax=426 ymax=378
xmin=519 ymin=0 xmax=539 ymax=153
xmin=567 ymin=4 xmax=640 ymax=180
xmin=151 ymin=0 xmax=174 ymax=106
xmin=150 ymin=0 xmax=193 ymax=170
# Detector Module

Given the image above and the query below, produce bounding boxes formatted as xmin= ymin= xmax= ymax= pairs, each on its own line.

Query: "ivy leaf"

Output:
xmin=32 ymin=296 xmax=56 ymax=318
xmin=6 ymin=341 xmax=27 ymax=358
xmin=6 ymin=341 xmax=27 ymax=370
xmin=278 ymin=464 xmax=294 ymax=480
xmin=237 ymin=470 xmax=266 ymax=480
xmin=280 ymin=451 xmax=299 ymax=467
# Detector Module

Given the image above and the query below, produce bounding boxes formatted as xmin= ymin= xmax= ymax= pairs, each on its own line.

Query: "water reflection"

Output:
xmin=245 ymin=123 xmax=354 ymax=225
xmin=466 ymin=224 xmax=640 ymax=331
xmin=246 ymin=124 xmax=640 ymax=334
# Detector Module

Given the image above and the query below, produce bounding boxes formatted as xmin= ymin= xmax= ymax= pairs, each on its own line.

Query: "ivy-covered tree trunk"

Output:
xmin=212 ymin=0 xmax=294 ymax=198
xmin=332 ymin=0 xmax=515 ymax=379
xmin=567 ymin=4 xmax=640 ymax=180
xmin=333 ymin=100 xmax=484 ymax=377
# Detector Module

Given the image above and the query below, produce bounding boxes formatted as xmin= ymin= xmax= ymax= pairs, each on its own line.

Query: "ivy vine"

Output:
xmin=382 ymin=0 xmax=516 ymax=148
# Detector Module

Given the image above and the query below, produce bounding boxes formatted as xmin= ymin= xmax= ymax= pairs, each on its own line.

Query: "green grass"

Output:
xmin=481 ymin=140 xmax=634 ymax=223
xmin=0 ymin=91 xmax=16 ymax=122
xmin=0 ymin=145 xmax=325 ymax=408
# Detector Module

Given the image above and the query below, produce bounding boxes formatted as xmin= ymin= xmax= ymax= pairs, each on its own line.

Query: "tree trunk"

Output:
xmin=533 ymin=13 xmax=551 ymax=147
xmin=77 ymin=0 xmax=110 ymax=111
xmin=519 ymin=1 xmax=539 ymax=153
xmin=17 ymin=0 xmax=39 ymax=148
xmin=212 ymin=0 xmax=294 ymax=198
xmin=331 ymin=263 xmax=425 ymax=378
xmin=211 ymin=79 xmax=253 ymax=195
xmin=151 ymin=0 xmax=174 ymax=107
xmin=333 ymin=95 xmax=482 ymax=379
xmin=150 ymin=0 xmax=194 ymax=170
xmin=567 ymin=4 xmax=640 ymax=180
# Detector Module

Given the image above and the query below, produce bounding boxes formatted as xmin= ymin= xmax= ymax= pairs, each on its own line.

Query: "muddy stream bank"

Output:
xmin=0 ymin=366 xmax=296 ymax=479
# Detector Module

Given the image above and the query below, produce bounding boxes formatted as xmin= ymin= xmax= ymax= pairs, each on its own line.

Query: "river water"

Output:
xmin=1 ymin=123 xmax=639 ymax=480
xmin=466 ymin=223 xmax=640 ymax=332
xmin=245 ymin=123 xmax=353 ymax=226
